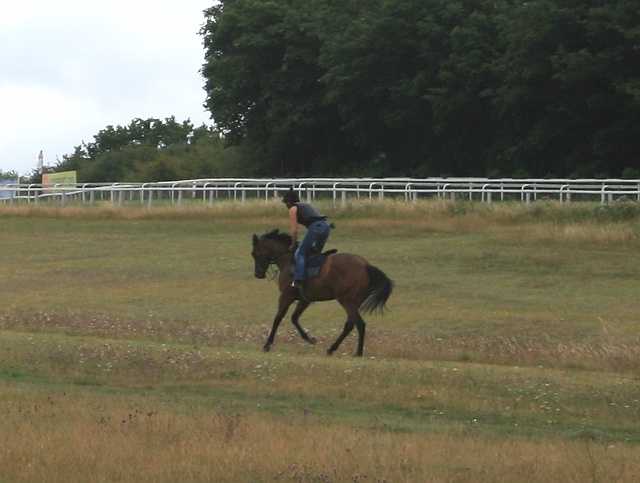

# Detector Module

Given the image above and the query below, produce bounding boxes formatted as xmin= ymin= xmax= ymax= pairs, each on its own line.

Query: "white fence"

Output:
xmin=1 ymin=177 xmax=640 ymax=207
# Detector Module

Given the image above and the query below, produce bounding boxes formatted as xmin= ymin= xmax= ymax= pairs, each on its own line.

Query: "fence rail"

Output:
xmin=1 ymin=177 xmax=640 ymax=207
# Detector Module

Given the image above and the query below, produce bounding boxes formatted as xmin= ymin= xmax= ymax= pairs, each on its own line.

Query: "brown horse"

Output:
xmin=251 ymin=229 xmax=393 ymax=356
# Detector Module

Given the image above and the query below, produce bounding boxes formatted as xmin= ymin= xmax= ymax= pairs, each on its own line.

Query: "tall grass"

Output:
xmin=2 ymin=199 xmax=640 ymax=481
xmin=2 ymin=385 xmax=638 ymax=482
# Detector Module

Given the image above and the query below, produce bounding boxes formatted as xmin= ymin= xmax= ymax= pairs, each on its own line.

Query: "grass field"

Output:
xmin=1 ymin=199 xmax=640 ymax=482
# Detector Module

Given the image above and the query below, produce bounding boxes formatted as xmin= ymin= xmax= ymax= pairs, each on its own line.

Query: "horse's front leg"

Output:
xmin=290 ymin=301 xmax=316 ymax=345
xmin=264 ymin=297 xmax=293 ymax=352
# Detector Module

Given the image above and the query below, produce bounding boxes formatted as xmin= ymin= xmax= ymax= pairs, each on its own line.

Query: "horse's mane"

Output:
xmin=262 ymin=229 xmax=292 ymax=246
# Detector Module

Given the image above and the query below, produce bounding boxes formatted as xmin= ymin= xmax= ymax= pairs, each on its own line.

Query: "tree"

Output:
xmin=320 ymin=0 xmax=437 ymax=173
xmin=201 ymin=0 xmax=361 ymax=175
xmin=200 ymin=0 xmax=640 ymax=178
xmin=0 ymin=170 xmax=20 ymax=182
xmin=55 ymin=118 xmax=242 ymax=182
xmin=491 ymin=0 xmax=640 ymax=177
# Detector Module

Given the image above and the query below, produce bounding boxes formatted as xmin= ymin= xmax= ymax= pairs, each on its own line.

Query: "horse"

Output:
xmin=251 ymin=229 xmax=393 ymax=356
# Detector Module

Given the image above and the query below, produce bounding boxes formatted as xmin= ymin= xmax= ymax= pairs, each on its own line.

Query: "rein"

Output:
xmin=264 ymin=246 xmax=292 ymax=284
xmin=269 ymin=246 xmax=314 ymax=304
xmin=266 ymin=264 xmax=280 ymax=283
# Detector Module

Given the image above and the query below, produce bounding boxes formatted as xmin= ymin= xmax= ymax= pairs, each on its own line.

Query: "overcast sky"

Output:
xmin=1 ymin=1 xmax=214 ymax=175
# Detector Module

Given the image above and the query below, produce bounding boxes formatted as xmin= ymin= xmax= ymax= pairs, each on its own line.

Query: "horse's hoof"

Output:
xmin=263 ymin=345 xmax=271 ymax=353
xmin=326 ymin=349 xmax=333 ymax=356
xmin=308 ymin=337 xmax=317 ymax=345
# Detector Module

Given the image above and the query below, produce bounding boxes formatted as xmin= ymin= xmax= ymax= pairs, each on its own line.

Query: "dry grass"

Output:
xmin=368 ymin=329 xmax=640 ymax=373
xmin=1 ymin=385 xmax=639 ymax=483
xmin=0 ymin=201 xmax=285 ymax=224
xmin=545 ymin=223 xmax=637 ymax=245
xmin=5 ymin=310 xmax=640 ymax=373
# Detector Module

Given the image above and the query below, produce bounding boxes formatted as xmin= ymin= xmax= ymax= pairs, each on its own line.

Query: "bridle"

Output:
xmin=253 ymin=236 xmax=292 ymax=282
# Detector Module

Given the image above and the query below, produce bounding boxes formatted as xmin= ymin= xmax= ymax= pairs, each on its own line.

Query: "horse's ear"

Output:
xmin=252 ymin=234 xmax=258 ymax=245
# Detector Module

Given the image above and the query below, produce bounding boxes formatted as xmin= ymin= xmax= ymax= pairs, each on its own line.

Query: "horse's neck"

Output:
xmin=269 ymin=243 xmax=292 ymax=269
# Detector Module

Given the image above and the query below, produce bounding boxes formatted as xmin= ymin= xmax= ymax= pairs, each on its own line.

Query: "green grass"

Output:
xmin=1 ymin=200 xmax=640 ymax=481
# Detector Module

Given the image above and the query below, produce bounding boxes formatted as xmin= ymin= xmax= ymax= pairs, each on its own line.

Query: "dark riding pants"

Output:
xmin=293 ymin=219 xmax=331 ymax=281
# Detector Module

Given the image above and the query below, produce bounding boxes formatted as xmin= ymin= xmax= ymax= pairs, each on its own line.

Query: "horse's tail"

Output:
xmin=359 ymin=265 xmax=394 ymax=315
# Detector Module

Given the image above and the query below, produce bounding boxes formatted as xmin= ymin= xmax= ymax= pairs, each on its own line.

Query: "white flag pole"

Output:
xmin=38 ymin=150 xmax=44 ymax=174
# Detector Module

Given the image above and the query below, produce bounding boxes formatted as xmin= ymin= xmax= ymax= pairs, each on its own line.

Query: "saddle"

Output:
xmin=291 ymin=249 xmax=337 ymax=279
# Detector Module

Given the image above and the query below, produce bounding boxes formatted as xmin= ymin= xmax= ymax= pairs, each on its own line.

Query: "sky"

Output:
xmin=0 ymin=1 xmax=215 ymax=176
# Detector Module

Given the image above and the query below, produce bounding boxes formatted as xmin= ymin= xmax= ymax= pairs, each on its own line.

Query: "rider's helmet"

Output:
xmin=282 ymin=187 xmax=300 ymax=204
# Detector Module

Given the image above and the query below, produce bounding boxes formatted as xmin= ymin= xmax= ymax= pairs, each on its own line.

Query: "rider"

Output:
xmin=282 ymin=187 xmax=331 ymax=289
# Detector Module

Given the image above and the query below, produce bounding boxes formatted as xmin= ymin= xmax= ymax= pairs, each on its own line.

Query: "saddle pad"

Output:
xmin=291 ymin=249 xmax=337 ymax=279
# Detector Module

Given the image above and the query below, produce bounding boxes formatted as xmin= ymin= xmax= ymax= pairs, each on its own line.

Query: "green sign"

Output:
xmin=43 ymin=171 xmax=77 ymax=192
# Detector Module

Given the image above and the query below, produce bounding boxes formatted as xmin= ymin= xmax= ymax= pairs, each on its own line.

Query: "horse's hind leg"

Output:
xmin=327 ymin=319 xmax=355 ymax=355
xmin=354 ymin=314 xmax=366 ymax=357
xmin=291 ymin=301 xmax=317 ymax=345
xmin=328 ymin=304 xmax=367 ymax=357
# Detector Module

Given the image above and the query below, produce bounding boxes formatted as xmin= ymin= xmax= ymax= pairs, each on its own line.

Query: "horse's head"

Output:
xmin=252 ymin=229 xmax=292 ymax=279
xmin=252 ymin=234 xmax=271 ymax=279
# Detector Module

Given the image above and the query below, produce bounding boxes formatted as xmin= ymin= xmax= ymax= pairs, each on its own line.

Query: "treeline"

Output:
xmin=201 ymin=0 xmax=640 ymax=178
xmin=50 ymin=117 xmax=246 ymax=183
xmin=41 ymin=0 xmax=640 ymax=182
